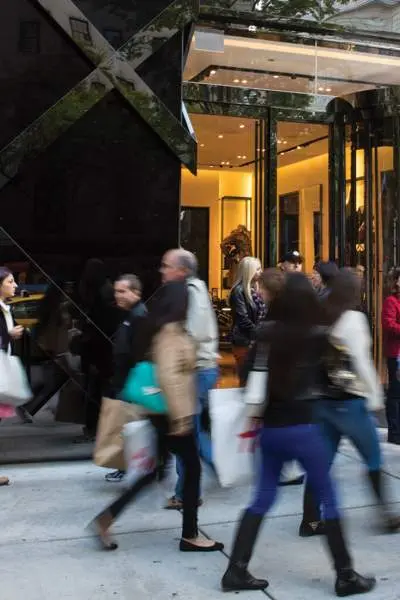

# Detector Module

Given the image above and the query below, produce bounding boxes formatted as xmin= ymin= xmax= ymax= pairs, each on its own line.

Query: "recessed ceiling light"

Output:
xmin=226 ymin=161 xmax=230 ymax=165
xmin=210 ymin=70 xmax=217 ymax=75
xmin=242 ymin=155 xmax=247 ymax=159
xmin=210 ymin=165 xmax=214 ymax=168
xmin=283 ymin=140 xmax=288 ymax=145
xmin=297 ymin=145 xmax=302 ymax=150
xmin=237 ymin=155 xmax=242 ymax=159
xmin=200 ymin=143 xmax=205 ymax=147
xmin=318 ymin=87 xmax=324 ymax=91
xmin=218 ymin=134 xmax=224 ymax=139
xmin=239 ymin=124 xmax=245 ymax=129
xmin=233 ymin=78 xmax=240 ymax=83
xmin=326 ymin=87 xmax=332 ymax=92
xmin=273 ymin=75 xmax=279 ymax=79
xmin=241 ymin=79 xmax=248 ymax=84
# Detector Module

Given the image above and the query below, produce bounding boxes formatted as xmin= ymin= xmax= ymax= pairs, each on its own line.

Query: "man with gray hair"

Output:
xmin=160 ymin=248 xmax=219 ymax=509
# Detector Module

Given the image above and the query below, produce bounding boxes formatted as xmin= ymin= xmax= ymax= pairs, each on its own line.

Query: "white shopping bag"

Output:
xmin=0 ymin=352 xmax=32 ymax=406
xmin=210 ymin=388 xmax=257 ymax=488
xmin=123 ymin=420 xmax=157 ymax=486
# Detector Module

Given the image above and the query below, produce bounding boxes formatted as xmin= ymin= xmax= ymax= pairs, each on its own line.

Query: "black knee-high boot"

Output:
xmin=367 ymin=469 xmax=400 ymax=532
xmin=324 ymin=518 xmax=376 ymax=597
xmin=221 ymin=510 xmax=269 ymax=592
xmin=299 ymin=481 xmax=325 ymax=537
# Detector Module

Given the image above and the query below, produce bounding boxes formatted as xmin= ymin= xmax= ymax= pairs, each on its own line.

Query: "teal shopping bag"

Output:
xmin=122 ymin=361 xmax=167 ymax=413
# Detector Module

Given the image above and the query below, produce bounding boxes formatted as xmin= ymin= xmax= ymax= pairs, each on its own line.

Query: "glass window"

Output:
xmin=103 ymin=28 xmax=123 ymax=48
xmin=69 ymin=17 xmax=92 ymax=43
xmin=19 ymin=21 xmax=40 ymax=54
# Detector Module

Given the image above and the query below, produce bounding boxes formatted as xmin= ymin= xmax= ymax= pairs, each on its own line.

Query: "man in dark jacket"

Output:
xmin=105 ymin=274 xmax=147 ymax=482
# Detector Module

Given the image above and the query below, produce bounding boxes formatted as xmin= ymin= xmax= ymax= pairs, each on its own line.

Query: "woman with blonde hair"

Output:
xmin=229 ymin=256 xmax=264 ymax=384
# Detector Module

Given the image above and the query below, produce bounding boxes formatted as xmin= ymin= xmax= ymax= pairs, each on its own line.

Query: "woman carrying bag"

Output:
xmin=0 ymin=266 xmax=26 ymax=486
xmin=89 ymin=281 xmax=223 ymax=553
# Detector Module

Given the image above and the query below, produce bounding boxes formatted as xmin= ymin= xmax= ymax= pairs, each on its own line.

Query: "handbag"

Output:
xmin=94 ymin=398 xmax=139 ymax=470
xmin=122 ymin=361 xmax=167 ymax=413
xmin=0 ymin=350 xmax=32 ymax=406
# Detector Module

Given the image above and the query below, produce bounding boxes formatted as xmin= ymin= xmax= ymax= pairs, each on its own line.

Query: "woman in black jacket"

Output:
xmin=229 ymin=256 xmax=264 ymax=384
xmin=222 ymin=273 xmax=375 ymax=597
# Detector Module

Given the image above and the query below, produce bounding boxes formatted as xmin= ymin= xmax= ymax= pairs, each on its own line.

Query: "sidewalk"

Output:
xmin=1 ymin=439 xmax=400 ymax=600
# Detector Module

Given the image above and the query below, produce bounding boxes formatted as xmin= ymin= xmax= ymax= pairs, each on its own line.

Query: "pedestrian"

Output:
xmin=104 ymin=274 xmax=147 ymax=483
xmin=89 ymin=281 xmax=223 ymax=553
xmin=16 ymin=283 xmax=71 ymax=423
xmin=279 ymin=250 xmax=303 ymax=273
xmin=221 ymin=273 xmax=375 ymax=597
xmin=0 ymin=266 xmax=25 ymax=486
xmin=382 ymin=267 xmax=400 ymax=445
xmin=159 ymin=249 xmax=219 ymax=510
xmin=301 ymin=269 xmax=400 ymax=536
xmin=311 ymin=261 xmax=339 ymax=299
xmin=74 ymin=259 xmax=122 ymax=441
xmin=229 ymin=256 xmax=264 ymax=384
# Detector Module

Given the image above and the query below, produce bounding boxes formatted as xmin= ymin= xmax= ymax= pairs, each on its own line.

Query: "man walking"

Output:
xmin=160 ymin=249 xmax=219 ymax=509
xmin=105 ymin=274 xmax=147 ymax=482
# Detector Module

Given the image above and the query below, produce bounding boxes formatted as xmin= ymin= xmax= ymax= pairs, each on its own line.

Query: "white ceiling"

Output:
xmin=185 ymin=32 xmax=400 ymax=96
xmin=190 ymin=114 xmax=329 ymax=170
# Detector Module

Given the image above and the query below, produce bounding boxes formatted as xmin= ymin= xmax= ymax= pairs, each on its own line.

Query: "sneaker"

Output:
xmin=16 ymin=407 xmax=33 ymax=424
xmin=105 ymin=470 xmax=125 ymax=483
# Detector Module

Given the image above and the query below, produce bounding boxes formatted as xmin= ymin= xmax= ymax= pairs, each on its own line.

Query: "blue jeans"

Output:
xmin=303 ymin=398 xmax=381 ymax=523
xmin=248 ymin=424 xmax=339 ymax=520
xmin=175 ymin=367 xmax=219 ymax=500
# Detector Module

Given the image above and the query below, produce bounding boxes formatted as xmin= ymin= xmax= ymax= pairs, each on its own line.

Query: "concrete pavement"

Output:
xmin=1 ymin=438 xmax=400 ymax=600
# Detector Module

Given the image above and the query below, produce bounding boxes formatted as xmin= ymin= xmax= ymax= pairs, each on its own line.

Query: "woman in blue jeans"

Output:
xmin=222 ymin=273 xmax=375 ymax=597
xmin=300 ymin=270 xmax=400 ymax=537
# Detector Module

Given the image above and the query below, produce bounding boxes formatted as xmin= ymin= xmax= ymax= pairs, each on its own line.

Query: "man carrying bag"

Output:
xmin=94 ymin=274 xmax=147 ymax=479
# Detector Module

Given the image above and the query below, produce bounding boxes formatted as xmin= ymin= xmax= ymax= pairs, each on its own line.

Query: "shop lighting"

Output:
xmin=200 ymin=143 xmax=205 ymax=147
xmin=239 ymin=124 xmax=245 ymax=128
xmin=210 ymin=70 xmax=217 ymax=75
xmin=233 ymin=78 xmax=240 ymax=83
xmin=241 ymin=79 xmax=248 ymax=84
xmin=218 ymin=134 xmax=224 ymax=138
xmin=273 ymin=75 xmax=279 ymax=79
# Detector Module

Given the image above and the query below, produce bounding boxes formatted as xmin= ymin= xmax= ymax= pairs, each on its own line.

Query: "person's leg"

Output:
xmin=22 ymin=359 xmax=69 ymax=417
xmin=232 ymin=346 xmax=249 ymax=386
xmin=300 ymin=401 xmax=342 ymax=535
xmin=386 ymin=358 xmax=400 ymax=444
xmin=168 ymin=432 xmax=223 ymax=552
xmin=222 ymin=427 xmax=285 ymax=592
xmin=335 ymin=398 xmax=400 ymax=532
xmin=296 ymin=424 xmax=376 ymax=597
xmin=195 ymin=367 xmax=218 ymax=466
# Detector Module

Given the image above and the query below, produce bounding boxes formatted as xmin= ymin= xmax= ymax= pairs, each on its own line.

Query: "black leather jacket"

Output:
xmin=229 ymin=284 xmax=257 ymax=347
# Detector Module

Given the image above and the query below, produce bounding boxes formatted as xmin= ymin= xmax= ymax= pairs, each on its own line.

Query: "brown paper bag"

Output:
xmin=93 ymin=397 xmax=139 ymax=470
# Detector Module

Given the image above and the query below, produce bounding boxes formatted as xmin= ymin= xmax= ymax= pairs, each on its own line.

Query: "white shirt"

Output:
xmin=0 ymin=300 xmax=13 ymax=354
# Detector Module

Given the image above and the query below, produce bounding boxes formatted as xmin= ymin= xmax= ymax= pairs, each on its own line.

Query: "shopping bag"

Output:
xmin=0 ymin=351 xmax=32 ymax=406
xmin=94 ymin=398 xmax=139 ymax=470
xmin=122 ymin=361 xmax=167 ymax=413
xmin=123 ymin=420 xmax=157 ymax=486
xmin=210 ymin=387 xmax=257 ymax=488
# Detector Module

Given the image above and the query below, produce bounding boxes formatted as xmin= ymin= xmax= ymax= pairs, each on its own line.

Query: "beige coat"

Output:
xmin=152 ymin=322 xmax=196 ymax=434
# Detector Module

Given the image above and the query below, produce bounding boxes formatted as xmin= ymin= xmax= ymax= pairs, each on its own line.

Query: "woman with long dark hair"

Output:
xmin=89 ymin=281 xmax=223 ymax=553
xmin=222 ymin=273 xmax=375 ymax=597
xmin=300 ymin=269 xmax=400 ymax=537
xmin=0 ymin=266 xmax=24 ymax=485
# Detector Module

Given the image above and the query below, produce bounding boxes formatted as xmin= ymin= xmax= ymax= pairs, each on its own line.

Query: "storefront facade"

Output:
xmin=1 ymin=0 xmax=400 ymax=460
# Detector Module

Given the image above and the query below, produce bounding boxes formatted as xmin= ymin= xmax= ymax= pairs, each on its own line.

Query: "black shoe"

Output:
xmin=279 ymin=475 xmax=305 ymax=487
xmin=222 ymin=566 xmax=269 ymax=592
xmin=180 ymin=539 xmax=224 ymax=552
xmin=87 ymin=518 xmax=118 ymax=551
xmin=16 ymin=407 xmax=33 ymax=424
xmin=335 ymin=569 xmax=376 ymax=597
xmin=105 ymin=470 xmax=125 ymax=483
xmin=299 ymin=520 xmax=325 ymax=537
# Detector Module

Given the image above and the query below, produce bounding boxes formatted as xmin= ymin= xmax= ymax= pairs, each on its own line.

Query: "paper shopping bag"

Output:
xmin=93 ymin=398 xmax=139 ymax=470
xmin=123 ymin=420 xmax=157 ymax=486
xmin=210 ymin=387 xmax=257 ymax=488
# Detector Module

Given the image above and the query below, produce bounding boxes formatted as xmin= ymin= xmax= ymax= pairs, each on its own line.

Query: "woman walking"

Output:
xmin=300 ymin=269 xmax=400 ymax=536
xmin=0 ymin=266 xmax=25 ymax=486
xmin=222 ymin=273 xmax=375 ymax=597
xmin=89 ymin=281 xmax=223 ymax=553
xmin=230 ymin=256 xmax=264 ymax=384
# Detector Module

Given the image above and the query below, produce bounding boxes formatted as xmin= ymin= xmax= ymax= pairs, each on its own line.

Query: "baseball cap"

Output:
xmin=282 ymin=250 xmax=303 ymax=264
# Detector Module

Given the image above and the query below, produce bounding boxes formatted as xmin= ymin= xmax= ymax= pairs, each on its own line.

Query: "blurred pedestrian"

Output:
xmin=222 ymin=273 xmax=375 ymax=596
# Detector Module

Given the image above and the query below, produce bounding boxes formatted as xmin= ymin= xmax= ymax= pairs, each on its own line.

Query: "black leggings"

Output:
xmin=99 ymin=421 xmax=201 ymax=539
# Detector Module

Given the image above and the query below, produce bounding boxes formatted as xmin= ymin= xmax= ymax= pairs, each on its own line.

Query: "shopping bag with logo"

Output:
xmin=94 ymin=398 xmax=140 ymax=470
xmin=210 ymin=387 xmax=258 ymax=488
xmin=0 ymin=351 xmax=32 ymax=406
xmin=123 ymin=419 xmax=157 ymax=486
xmin=122 ymin=361 xmax=167 ymax=413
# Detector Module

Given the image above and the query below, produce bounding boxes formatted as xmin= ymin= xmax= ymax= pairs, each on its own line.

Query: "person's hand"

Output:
xmin=9 ymin=325 xmax=24 ymax=340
